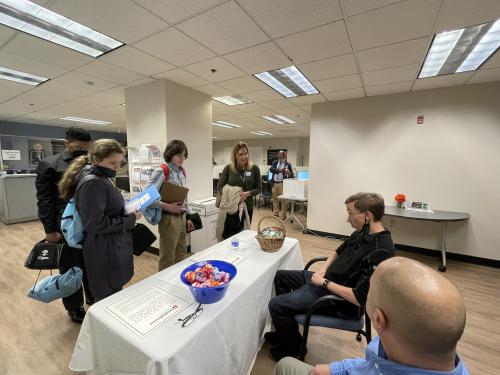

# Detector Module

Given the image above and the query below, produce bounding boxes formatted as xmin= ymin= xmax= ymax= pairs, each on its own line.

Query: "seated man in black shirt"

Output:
xmin=266 ymin=192 xmax=395 ymax=361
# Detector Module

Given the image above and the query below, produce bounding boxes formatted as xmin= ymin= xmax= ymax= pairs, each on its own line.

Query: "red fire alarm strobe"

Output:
xmin=417 ymin=115 xmax=424 ymax=124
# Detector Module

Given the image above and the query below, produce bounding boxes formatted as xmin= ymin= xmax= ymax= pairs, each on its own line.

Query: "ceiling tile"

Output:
xmin=276 ymin=21 xmax=351 ymax=64
xmin=287 ymin=94 xmax=327 ymax=105
xmin=365 ymin=81 xmax=413 ymax=96
xmin=357 ymin=37 xmax=429 ymax=72
xmin=50 ymin=0 xmax=168 ymax=44
xmin=193 ymin=84 xmax=234 ymax=97
xmin=184 ymin=57 xmax=246 ymax=83
xmin=466 ymin=68 xmax=500 ymax=84
xmin=412 ymin=72 xmax=474 ymax=90
xmin=0 ymin=51 xmax=66 ymax=78
xmin=76 ymin=61 xmax=144 ymax=85
xmin=0 ymin=25 xmax=16 ymax=46
xmin=4 ymin=33 xmax=93 ymax=70
xmin=232 ymin=103 xmax=267 ymax=113
xmin=218 ymin=76 xmax=268 ymax=92
xmin=298 ymin=105 xmax=311 ymax=113
xmin=212 ymin=101 xmax=245 ymax=114
xmin=298 ymin=54 xmax=358 ymax=81
xmin=314 ymin=74 xmax=362 ymax=92
xmin=134 ymin=28 xmax=215 ymax=66
xmin=348 ymin=0 xmax=440 ymax=51
xmin=238 ymin=0 xmax=342 ymax=38
xmin=260 ymin=100 xmax=295 ymax=109
xmin=138 ymin=0 xmax=226 ymax=24
xmin=177 ymin=1 xmax=269 ymax=54
xmin=344 ymin=0 xmax=401 ymax=16
xmin=54 ymin=71 xmax=117 ymax=91
xmin=223 ymin=42 xmax=292 ymax=74
xmin=323 ymin=88 xmax=365 ymax=101
xmin=123 ymin=77 xmax=157 ymax=88
xmin=434 ymin=0 xmax=500 ymax=33
xmin=100 ymin=47 xmax=175 ymax=76
xmin=362 ymin=64 xmax=419 ymax=86
xmin=239 ymin=89 xmax=284 ymax=102
xmin=154 ymin=69 xmax=210 ymax=87
xmin=34 ymin=95 xmax=121 ymax=117
xmin=481 ymin=51 xmax=500 ymax=69
xmin=0 ymin=80 xmax=33 ymax=104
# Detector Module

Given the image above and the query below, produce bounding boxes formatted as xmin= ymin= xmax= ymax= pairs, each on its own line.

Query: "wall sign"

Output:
xmin=1 ymin=150 xmax=21 ymax=160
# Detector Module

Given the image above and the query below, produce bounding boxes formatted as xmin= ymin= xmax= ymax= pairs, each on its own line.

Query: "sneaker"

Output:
xmin=264 ymin=331 xmax=282 ymax=346
xmin=68 ymin=306 xmax=86 ymax=324
xmin=268 ymin=345 xmax=305 ymax=362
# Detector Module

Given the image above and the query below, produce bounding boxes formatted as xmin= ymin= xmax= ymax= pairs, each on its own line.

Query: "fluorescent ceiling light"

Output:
xmin=254 ymin=65 xmax=319 ymax=98
xmin=0 ymin=0 xmax=124 ymax=57
xmin=250 ymin=131 xmax=273 ymax=136
xmin=212 ymin=120 xmax=241 ymax=129
xmin=212 ymin=95 xmax=253 ymax=106
xmin=261 ymin=114 xmax=296 ymax=125
xmin=0 ymin=66 xmax=48 ymax=85
xmin=419 ymin=19 xmax=500 ymax=78
xmin=61 ymin=116 xmax=112 ymax=125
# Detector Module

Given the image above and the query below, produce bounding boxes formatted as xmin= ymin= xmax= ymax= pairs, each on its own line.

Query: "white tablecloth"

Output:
xmin=69 ymin=230 xmax=304 ymax=375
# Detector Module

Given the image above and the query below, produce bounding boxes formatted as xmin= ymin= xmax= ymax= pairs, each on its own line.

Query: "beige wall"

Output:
xmin=308 ymin=82 xmax=500 ymax=261
xmin=213 ymin=137 xmax=309 ymax=167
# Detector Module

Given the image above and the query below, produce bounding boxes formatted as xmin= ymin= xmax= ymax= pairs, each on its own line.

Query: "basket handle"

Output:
xmin=257 ymin=215 xmax=286 ymax=234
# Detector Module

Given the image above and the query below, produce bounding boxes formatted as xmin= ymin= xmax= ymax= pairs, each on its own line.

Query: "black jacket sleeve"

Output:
xmin=35 ymin=161 xmax=58 ymax=233
xmin=250 ymin=164 xmax=262 ymax=196
xmin=269 ymin=160 xmax=279 ymax=173
xmin=78 ymin=179 xmax=135 ymax=235
xmin=217 ymin=165 xmax=229 ymax=194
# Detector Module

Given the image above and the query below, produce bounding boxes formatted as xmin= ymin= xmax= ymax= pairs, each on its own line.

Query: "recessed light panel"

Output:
xmin=0 ymin=0 xmax=124 ymax=57
xmin=212 ymin=95 xmax=253 ymax=106
xmin=250 ymin=131 xmax=272 ymax=136
xmin=61 ymin=116 xmax=112 ymax=125
xmin=0 ymin=66 xmax=48 ymax=85
xmin=419 ymin=19 xmax=500 ymax=78
xmin=261 ymin=114 xmax=296 ymax=125
xmin=254 ymin=66 xmax=319 ymax=98
xmin=212 ymin=120 xmax=241 ymax=129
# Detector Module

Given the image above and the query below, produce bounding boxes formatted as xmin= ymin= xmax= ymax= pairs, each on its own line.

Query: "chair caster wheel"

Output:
xmin=356 ymin=334 xmax=362 ymax=342
xmin=439 ymin=265 xmax=446 ymax=272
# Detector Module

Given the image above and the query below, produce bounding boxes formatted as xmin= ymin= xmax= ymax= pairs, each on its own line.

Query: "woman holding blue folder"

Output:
xmin=59 ymin=139 xmax=141 ymax=301
xmin=145 ymin=140 xmax=194 ymax=271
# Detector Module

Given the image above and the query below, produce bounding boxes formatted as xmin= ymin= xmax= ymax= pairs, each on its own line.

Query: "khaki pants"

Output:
xmin=272 ymin=182 xmax=287 ymax=219
xmin=273 ymin=357 xmax=313 ymax=375
xmin=158 ymin=214 xmax=186 ymax=271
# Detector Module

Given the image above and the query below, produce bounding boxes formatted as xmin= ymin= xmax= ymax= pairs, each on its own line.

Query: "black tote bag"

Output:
xmin=24 ymin=240 xmax=64 ymax=270
xmin=131 ymin=223 xmax=157 ymax=256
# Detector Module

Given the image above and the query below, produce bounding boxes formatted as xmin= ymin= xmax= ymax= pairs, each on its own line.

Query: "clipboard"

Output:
xmin=160 ymin=181 xmax=189 ymax=203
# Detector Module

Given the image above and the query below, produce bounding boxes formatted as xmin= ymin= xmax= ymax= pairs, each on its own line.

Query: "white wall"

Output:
xmin=308 ymin=82 xmax=500 ymax=261
xmin=213 ymin=137 xmax=309 ymax=167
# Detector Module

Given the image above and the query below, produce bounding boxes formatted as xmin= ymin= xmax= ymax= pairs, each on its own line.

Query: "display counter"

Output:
xmin=0 ymin=174 xmax=39 ymax=224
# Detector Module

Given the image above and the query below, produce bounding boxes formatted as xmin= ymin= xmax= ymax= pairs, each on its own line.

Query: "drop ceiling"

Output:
xmin=0 ymin=0 xmax=499 ymax=140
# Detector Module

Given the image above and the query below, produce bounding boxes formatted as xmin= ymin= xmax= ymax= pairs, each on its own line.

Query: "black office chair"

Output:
xmin=213 ymin=178 xmax=219 ymax=197
xmin=294 ymin=249 xmax=392 ymax=361
xmin=257 ymin=181 xmax=273 ymax=209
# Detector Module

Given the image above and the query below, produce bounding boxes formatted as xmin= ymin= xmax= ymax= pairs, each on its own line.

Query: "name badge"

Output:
xmin=245 ymin=171 xmax=251 ymax=177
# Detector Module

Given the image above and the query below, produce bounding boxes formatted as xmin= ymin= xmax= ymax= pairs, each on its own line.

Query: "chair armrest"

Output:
xmin=304 ymin=256 xmax=328 ymax=270
xmin=309 ymin=294 xmax=346 ymax=312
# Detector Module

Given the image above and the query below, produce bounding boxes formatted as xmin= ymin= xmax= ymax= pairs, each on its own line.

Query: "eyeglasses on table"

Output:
xmin=178 ymin=303 xmax=203 ymax=327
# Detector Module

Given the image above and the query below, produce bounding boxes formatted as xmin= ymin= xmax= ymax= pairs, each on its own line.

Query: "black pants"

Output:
xmin=59 ymin=245 xmax=93 ymax=310
xmin=247 ymin=208 xmax=253 ymax=223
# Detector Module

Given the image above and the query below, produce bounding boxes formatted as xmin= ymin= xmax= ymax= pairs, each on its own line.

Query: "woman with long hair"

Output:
xmin=217 ymin=141 xmax=261 ymax=223
xmin=144 ymin=140 xmax=193 ymax=271
xmin=60 ymin=139 xmax=141 ymax=301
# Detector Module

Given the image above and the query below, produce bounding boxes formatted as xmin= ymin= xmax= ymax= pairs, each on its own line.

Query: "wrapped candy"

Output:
xmin=184 ymin=262 xmax=231 ymax=288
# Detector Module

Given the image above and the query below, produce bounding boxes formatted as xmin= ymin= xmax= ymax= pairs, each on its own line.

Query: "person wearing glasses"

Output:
xmin=273 ymin=257 xmax=470 ymax=375
xmin=217 ymin=141 xmax=261 ymax=223
xmin=266 ymin=193 xmax=395 ymax=362
xmin=145 ymin=140 xmax=194 ymax=271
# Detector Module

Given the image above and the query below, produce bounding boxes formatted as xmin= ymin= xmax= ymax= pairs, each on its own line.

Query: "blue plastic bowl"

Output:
xmin=180 ymin=260 xmax=237 ymax=304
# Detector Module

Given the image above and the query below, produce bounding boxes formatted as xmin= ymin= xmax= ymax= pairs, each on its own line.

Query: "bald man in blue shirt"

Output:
xmin=273 ymin=257 xmax=470 ymax=375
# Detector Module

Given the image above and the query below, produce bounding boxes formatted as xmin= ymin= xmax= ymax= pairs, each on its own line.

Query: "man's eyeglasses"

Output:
xmin=178 ymin=303 xmax=203 ymax=327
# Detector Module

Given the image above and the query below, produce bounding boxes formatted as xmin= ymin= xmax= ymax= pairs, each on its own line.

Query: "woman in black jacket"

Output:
xmin=60 ymin=139 xmax=141 ymax=301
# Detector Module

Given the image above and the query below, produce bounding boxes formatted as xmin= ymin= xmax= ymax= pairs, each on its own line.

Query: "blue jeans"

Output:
xmin=268 ymin=270 xmax=330 ymax=350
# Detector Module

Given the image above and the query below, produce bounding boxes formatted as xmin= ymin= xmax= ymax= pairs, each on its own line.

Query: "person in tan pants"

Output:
xmin=270 ymin=151 xmax=293 ymax=220
xmin=158 ymin=213 xmax=186 ymax=271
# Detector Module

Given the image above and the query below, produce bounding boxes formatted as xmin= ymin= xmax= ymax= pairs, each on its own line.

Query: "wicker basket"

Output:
xmin=255 ymin=215 xmax=286 ymax=253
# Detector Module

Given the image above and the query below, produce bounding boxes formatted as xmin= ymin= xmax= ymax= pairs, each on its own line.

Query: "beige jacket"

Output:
xmin=216 ymin=185 xmax=250 ymax=242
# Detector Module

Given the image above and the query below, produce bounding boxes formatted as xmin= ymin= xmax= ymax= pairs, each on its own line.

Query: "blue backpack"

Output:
xmin=61 ymin=175 xmax=98 ymax=248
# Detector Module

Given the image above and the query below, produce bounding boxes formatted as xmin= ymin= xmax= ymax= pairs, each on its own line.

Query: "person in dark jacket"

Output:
xmin=269 ymin=150 xmax=294 ymax=220
xmin=35 ymin=127 xmax=91 ymax=323
xmin=217 ymin=141 xmax=261 ymax=223
xmin=266 ymin=192 xmax=395 ymax=362
xmin=59 ymin=139 xmax=141 ymax=302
